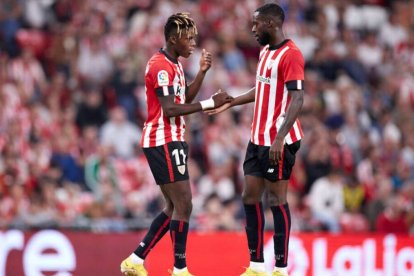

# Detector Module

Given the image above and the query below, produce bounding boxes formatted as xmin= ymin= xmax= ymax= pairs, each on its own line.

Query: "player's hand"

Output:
xmin=211 ymin=90 xmax=233 ymax=109
xmin=199 ymin=49 xmax=212 ymax=73
xmin=205 ymin=102 xmax=232 ymax=115
xmin=269 ymin=136 xmax=284 ymax=165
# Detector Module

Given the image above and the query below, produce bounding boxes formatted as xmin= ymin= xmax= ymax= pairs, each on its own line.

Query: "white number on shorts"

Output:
xmin=172 ymin=149 xmax=187 ymax=165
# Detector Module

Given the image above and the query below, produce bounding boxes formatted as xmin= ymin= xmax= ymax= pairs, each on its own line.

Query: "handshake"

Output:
xmin=199 ymin=90 xmax=233 ymax=113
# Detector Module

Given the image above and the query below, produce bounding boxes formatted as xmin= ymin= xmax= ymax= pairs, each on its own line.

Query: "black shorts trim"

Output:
xmin=243 ymin=140 xmax=301 ymax=182
xmin=143 ymin=141 xmax=189 ymax=185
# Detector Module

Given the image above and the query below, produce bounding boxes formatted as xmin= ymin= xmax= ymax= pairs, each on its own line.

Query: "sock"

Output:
xmin=273 ymin=266 xmax=288 ymax=274
xmin=173 ymin=267 xmax=188 ymax=273
xmin=250 ymin=261 xmax=265 ymax=272
xmin=243 ymin=203 xmax=264 ymax=262
xmin=170 ymin=220 xmax=189 ymax=269
xmin=271 ymin=203 xmax=291 ymax=267
xmin=134 ymin=212 xmax=170 ymax=259
xmin=129 ymin=253 xmax=144 ymax=265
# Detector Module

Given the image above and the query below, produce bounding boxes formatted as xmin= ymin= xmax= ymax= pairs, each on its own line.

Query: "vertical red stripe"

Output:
xmin=280 ymin=205 xmax=289 ymax=264
xmin=164 ymin=144 xmax=175 ymax=182
xmin=255 ymin=203 xmax=262 ymax=260
xmin=289 ymin=127 xmax=298 ymax=142
xmin=252 ymin=49 xmax=272 ymax=143
xmin=297 ymin=120 xmax=304 ymax=138
xmin=278 ymin=147 xmax=285 ymax=180
xmin=179 ymin=221 xmax=184 ymax=232
xmin=143 ymin=217 xmax=171 ymax=256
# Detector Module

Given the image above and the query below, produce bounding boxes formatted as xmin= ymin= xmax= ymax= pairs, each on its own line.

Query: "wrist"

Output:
xmin=199 ymin=98 xmax=215 ymax=110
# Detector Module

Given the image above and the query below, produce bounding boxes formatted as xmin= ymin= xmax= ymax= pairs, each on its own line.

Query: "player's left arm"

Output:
xmin=269 ymin=49 xmax=305 ymax=165
xmin=186 ymin=49 xmax=212 ymax=103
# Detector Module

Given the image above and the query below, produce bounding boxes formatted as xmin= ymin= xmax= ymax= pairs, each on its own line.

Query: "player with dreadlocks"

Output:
xmin=120 ymin=13 xmax=232 ymax=276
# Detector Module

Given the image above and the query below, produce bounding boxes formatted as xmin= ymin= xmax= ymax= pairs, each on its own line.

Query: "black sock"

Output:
xmin=134 ymin=212 xmax=170 ymax=259
xmin=170 ymin=220 xmax=189 ymax=269
xmin=243 ymin=203 xmax=265 ymax=262
xmin=271 ymin=203 xmax=291 ymax=267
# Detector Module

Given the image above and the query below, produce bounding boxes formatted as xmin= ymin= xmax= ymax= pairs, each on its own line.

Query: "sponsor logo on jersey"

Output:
xmin=157 ymin=70 xmax=169 ymax=86
xmin=256 ymin=75 xmax=270 ymax=84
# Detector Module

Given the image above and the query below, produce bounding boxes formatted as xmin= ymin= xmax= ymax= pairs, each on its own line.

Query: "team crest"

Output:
xmin=178 ymin=165 xmax=186 ymax=175
xmin=157 ymin=70 xmax=169 ymax=86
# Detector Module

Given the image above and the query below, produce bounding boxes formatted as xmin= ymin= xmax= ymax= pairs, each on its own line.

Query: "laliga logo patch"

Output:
xmin=157 ymin=70 xmax=169 ymax=86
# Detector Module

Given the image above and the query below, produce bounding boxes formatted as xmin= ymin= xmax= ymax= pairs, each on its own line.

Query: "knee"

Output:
xmin=174 ymin=196 xmax=193 ymax=218
xmin=163 ymin=206 xmax=174 ymax=217
xmin=268 ymin=190 xmax=287 ymax=206
xmin=242 ymin=190 xmax=260 ymax=204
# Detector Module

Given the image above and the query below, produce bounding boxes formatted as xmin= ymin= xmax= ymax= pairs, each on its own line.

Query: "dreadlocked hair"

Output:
xmin=164 ymin=12 xmax=198 ymax=41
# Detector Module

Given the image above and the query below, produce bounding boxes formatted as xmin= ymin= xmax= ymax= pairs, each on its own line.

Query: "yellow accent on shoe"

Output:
xmin=169 ymin=267 xmax=194 ymax=276
xmin=120 ymin=257 xmax=148 ymax=276
xmin=272 ymin=271 xmax=288 ymax=276
xmin=240 ymin=267 xmax=268 ymax=276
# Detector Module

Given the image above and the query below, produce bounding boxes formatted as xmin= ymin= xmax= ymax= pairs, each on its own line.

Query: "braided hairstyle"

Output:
xmin=164 ymin=12 xmax=198 ymax=41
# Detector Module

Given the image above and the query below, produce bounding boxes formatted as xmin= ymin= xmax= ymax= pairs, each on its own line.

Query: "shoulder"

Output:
xmin=281 ymin=41 xmax=304 ymax=66
xmin=147 ymin=53 xmax=175 ymax=77
xmin=285 ymin=41 xmax=304 ymax=60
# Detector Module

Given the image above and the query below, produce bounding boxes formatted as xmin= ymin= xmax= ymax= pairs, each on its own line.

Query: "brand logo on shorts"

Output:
xmin=178 ymin=165 xmax=186 ymax=175
xmin=267 ymin=168 xmax=275 ymax=173
xmin=140 ymin=242 xmax=145 ymax=247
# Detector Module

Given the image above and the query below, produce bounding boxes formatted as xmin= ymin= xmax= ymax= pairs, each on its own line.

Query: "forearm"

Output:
xmin=275 ymin=90 xmax=304 ymax=140
xmin=186 ymin=70 xmax=207 ymax=103
xmin=163 ymin=102 xmax=203 ymax=118
xmin=231 ymin=87 xmax=256 ymax=107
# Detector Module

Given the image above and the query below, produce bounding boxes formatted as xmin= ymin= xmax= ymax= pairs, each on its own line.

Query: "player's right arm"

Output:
xmin=150 ymin=61 xmax=232 ymax=118
xmin=159 ymin=91 xmax=232 ymax=118
xmin=205 ymin=87 xmax=256 ymax=115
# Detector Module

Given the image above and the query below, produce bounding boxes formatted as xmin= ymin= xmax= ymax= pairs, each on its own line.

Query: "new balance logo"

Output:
xmin=267 ymin=168 xmax=275 ymax=173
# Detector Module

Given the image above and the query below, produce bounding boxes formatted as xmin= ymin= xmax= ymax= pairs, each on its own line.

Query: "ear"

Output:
xmin=266 ymin=19 xmax=273 ymax=27
xmin=169 ymin=35 xmax=177 ymax=45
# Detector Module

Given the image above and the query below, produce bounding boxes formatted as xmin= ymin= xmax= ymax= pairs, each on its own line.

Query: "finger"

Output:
xmin=202 ymin=48 xmax=206 ymax=56
xmin=276 ymin=151 xmax=282 ymax=161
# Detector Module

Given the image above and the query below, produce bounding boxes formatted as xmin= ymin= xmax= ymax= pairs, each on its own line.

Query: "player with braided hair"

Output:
xmin=120 ymin=12 xmax=232 ymax=276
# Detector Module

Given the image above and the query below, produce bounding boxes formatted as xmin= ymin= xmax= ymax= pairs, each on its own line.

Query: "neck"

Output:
xmin=269 ymin=32 xmax=286 ymax=48
xmin=163 ymin=45 xmax=178 ymax=59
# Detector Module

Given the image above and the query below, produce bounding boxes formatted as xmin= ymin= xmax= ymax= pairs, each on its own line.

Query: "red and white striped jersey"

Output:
xmin=141 ymin=49 xmax=187 ymax=148
xmin=251 ymin=39 xmax=305 ymax=146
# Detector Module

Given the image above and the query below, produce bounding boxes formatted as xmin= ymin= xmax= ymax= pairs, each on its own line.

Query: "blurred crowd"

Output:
xmin=0 ymin=0 xmax=414 ymax=234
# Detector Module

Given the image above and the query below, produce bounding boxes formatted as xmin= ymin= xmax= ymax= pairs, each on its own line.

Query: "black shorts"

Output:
xmin=143 ymin=141 xmax=189 ymax=185
xmin=243 ymin=140 xmax=301 ymax=182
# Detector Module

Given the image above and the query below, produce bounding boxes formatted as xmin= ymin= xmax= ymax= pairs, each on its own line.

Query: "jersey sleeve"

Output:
xmin=282 ymin=49 xmax=305 ymax=91
xmin=148 ymin=61 xmax=176 ymax=97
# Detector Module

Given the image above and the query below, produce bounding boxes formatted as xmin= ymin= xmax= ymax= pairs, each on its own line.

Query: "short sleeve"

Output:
xmin=282 ymin=49 xmax=305 ymax=91
xmin=148 ymin=61 xmax=175 ymax=97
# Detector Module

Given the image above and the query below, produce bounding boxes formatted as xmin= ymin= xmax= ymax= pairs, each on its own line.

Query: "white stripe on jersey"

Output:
xmin=170 ymin=116 xmax=178 ymax=141
xmin=143 ymin=123 xmax=152 ymax=148
xmin=155 ymin=109 xmax=165 ymax=146
xmin=263 ymin=47 xmax=289 ymax=146
xmin=162 ymin=86 xmax=169 ymax=96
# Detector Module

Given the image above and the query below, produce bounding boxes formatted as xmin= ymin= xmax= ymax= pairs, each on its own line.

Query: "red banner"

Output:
xmin=2 ymin=230 xmax=414 ymax=276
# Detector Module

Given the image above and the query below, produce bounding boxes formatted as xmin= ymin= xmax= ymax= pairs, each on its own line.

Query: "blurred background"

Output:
xmin=1 ymin=0 xmax=414 ymax=236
